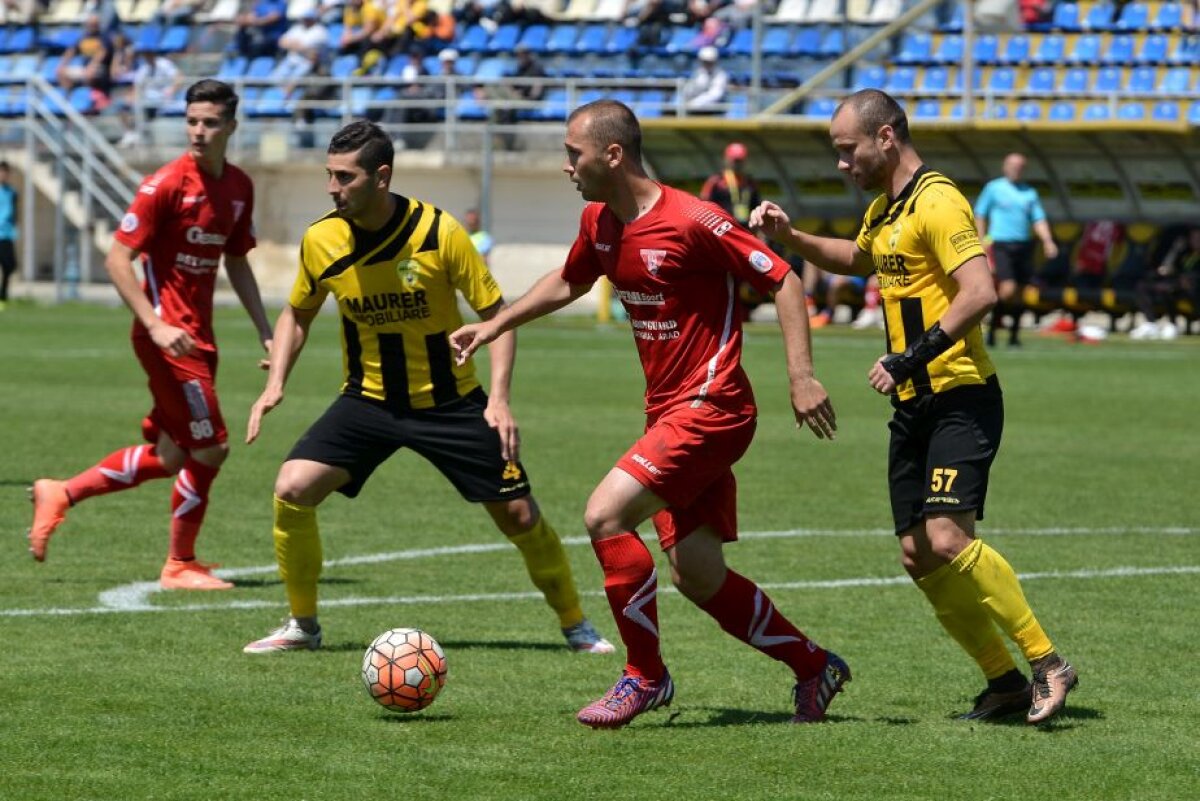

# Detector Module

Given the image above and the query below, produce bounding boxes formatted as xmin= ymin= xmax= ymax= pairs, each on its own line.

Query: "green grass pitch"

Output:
xmin=1 ymin=302 xmax=1197 ymax=800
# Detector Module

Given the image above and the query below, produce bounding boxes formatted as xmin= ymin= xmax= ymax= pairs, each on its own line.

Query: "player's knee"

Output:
xmin=487 ymin=497 xmax=538 ymax=536
xmin=274 ymin=464 xmax=316 ymax=505
xmin=191 ymin=442 xmax=229 ymax=469
xmin=583 ymin=502 xmax=624 ymax=540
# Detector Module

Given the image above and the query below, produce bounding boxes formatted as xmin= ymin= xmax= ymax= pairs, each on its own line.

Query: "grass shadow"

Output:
xmin=658 ymin=707 xmax=867 ymax=728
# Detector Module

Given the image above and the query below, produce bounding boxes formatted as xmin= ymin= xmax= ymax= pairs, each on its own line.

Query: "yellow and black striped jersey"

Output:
xmin=856 ymin=166 xmax=996 ymax=401
xmin=289 ymin=194 xmax=502 ymax=410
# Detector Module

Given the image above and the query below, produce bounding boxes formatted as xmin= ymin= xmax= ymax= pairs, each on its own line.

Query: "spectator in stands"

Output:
xmin=625 ymin=0 xmax=685 ymax=53
xmin=0 ymin=160 xmax=17 ymax=311
xmin=276 ymin=8 xmax=330 ymax=81
xmin=81 ymin=0 xmax=122 ymax=33
xmin=489 ymin=1 xmax=552 ymax=27
xmin=115 ymin=45 xmax=183 ymax=148
xmin=371 ymin=0 xmax=428 ymax=56
xmin=464 ymin=208 xmax=494 ymax=265
xmin=388 ymin=46 xmax=456 ymax=146
xmin=234 ymin=0 xmax=289 ymax=59
xmin=681 ymin=45 xmax=729 ymax=115
xmin=1018 ymin=0 xmax=1052 ymax=27
xmin=975 ymin=152 xmax=1058 ymax=348
xmin=56 ymin=13 xmax=116 ymax=110
xmin=154 ymin=0 xmax=207 ymax=26
xmin=340 ymin=0 xmax=386 ymax=54
xmin=1131 ymin=226 xmax=1200 ymax=340
xmin=713 ymin=0 xmax=758 ymax=29
xmin=490 ymin=43 xmax=546 ymax=150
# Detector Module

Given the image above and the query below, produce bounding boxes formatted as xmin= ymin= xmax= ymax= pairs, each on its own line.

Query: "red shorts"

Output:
xmin=133 ymin=336 xmax=227 ymax=450
xmin=616 ymin=403 xmax=756 ymax=551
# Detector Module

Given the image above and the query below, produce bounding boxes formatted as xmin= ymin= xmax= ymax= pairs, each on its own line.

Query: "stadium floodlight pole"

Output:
xmin=758 ymin=0 xmax=945 ymax=117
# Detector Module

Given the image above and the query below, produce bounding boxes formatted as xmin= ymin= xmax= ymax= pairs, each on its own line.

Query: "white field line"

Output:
xmin=3 ymin=525 xmax=1197 ymax=619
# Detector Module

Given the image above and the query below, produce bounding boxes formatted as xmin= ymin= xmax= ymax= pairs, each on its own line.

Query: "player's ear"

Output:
xmin=606 ymin=143 xmax=623 ymax=168
xmin=376 ymin=163 xmax=392 ymax=189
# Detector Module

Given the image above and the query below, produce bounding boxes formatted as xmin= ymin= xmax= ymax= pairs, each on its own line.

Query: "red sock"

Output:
xmin=65 ymin=445 xmax=171 ymax=503
xmin=699 ymin=570 xmax=827 ymax=680
xmin=864 ymin=284 xmax=880 ymax=309
xmin=169 ymin=459 xmax=219 ymax=561
xmin=593 ymin=532 xmax=665 ymax=681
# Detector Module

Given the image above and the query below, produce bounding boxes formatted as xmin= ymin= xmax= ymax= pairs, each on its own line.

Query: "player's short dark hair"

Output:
xmin=184 ymin=79 xmax=238 ymax=120
xmin=568 ymin=99 xmax=642 ymax=163
xmin=328 ymin=120 xmax=394 ymax=174
xmin=0 ymin=161 xmax=9 ymax=171
xmin=836 ymin=89 xmax=911 ymax=144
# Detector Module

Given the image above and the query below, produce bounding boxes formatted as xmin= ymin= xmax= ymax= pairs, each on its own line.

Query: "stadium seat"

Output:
xmin=893 ymin=32 xmax=932 ymax=64
xmin=1094 ymin=66 xmax=1125 ymax=92
xmin=605 ymin=26 xmax=638 ymax=54
xmin=41 ymin=26 xmax=84 ymax=53
xmin=805 ymin=0 xmax=844 ymax=23
xmin=573 ymin=24 xmax=607 ymax=55
xmin=1117 ymin=101 xmax=1146 ymax=120
xmin=1115 ymin=2 xmax=1150 ymax=30
xmin=545 ymin=24 xmax=578 ymax=54
xmin=912 ymin=99 xmax=942 ymax=119
xmin=852 ymin=64 xmax=886 ymax=90
xmin=999 ymin=34 xmax=1030 ymax=64
xmin=1189 ymin=101 xmax=1200 ymax=124
xmin=473 ymin=57 xmax=512 ymax=81
xmin=1051 ymin=2 xmax=1081 ymax=31
xmin=517 ymin=24 xmax=550 ymax=53
xmin=922 ymin=66 xmax=950 ymax=92
xmin=1138 ymin=34 xmax=1169 ymax=64
xmin=933 ymin=34 xmax=962 ymax=64
xmin=761 ymin=25 xmax=794 ymax=57
xmin=1103 ymin=34 xmax=1136 ymax=64
xmin=635 ymin=89 xmax=667 ymax=119
xmin=331 ymin=54 xmax=361 ymax=79
xmin=1082 ymin=102 xmax=1112 ymax=120
xmin=792 ymin=25 xmax=822 ymax=56
xmin=456 ymin=93 xmax=488 ymax=121
xmin=67 ymin=85 xmax=94 ymax=114
xmin=1152 ymin=3 xmax=1184 ymax=31
xmin=817 ymin=26 xmax=844 ymax=58
xmin=885 ymin=66 xmax=916 ymax=92
xmin=1048 ymin=101 xmax=1077 ymax=120
xmin=1128 ymin=66 xmax=1157 ymax=93
xmin=972 ymin=34 xmax=998 ymax=64
xmin=985 ymin=67 xmax=1016 ymax=93
xmin=1151 ymin=100 xmax=1181 ymax=121
xmin=1025 ymin=66 xmax=1057 ymax=92
xmin=1032 ymin=33 xmax=1066 ymax=63
xmin=1083 ymin=2 xmax=1118 ymax=30
xmin=487 ymin=24 xmax=522 ymax=54
xmin=937 ymin=1 xmax=964 ymax=31
xmin=803 ymin=97 xmax=837 ymax=118
xmin=157 ymin=25 xmax=190 ymax=54
xmin=533 ymin=87 xmax=569 ymax=121
xmin=456 ymin=24 xmax=490 ymax=53
xmin=246 ymin=56 xmax=276 ymax=78
xmin=725 ymin=94 xmax=750 ymax=119
xmin=216 ymin=56 xmax=248 ymax=79
xmin=39 ymin=54 xmax=64 ymax=84
xmin=9 ymin=54 xmax=39 ymax=80
xmin=1014 ymin=100 xmax=1043 ymax=120
xmin=1 ymin=26 xmax=34 ymax=54
xmin=588 ymin=0 xmax=624 ymax=21
xmin=1158 ymin=67 xmax=1192 ymax=93
xmin=1070 ymin=34 xmax=1103 ymax=63
xmin=1060 ymin=66 xmax=1091 ymax=92
xmin=1168 ymin=35 xmax=1200 ymax=64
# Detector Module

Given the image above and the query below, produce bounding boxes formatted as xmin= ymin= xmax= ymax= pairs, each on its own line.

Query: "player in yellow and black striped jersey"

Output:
xmin=242 ymin=120 xmax=613 ymax=657
xmin=750 ymin=90 xmax=1077 ymax=725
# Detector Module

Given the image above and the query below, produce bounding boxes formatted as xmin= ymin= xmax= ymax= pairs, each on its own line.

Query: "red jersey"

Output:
xmin=114 ymin=153 xmax=256 ymax=351
xmin=562 ymin=184 xmax=790 ymax=418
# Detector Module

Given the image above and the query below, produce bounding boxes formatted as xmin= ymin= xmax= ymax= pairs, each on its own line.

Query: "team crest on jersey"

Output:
xmin=749 ymin=250 xmax=773 ymax=274
xmin=395 ymin=259 xmax=420 ymax=286
xmin=639 ymin=249 xmax=667 ymax=275
xmin=121 ymin=213 xmax=139 ymax=233
xmin=888 ymin=220 xmax=904 ymax=251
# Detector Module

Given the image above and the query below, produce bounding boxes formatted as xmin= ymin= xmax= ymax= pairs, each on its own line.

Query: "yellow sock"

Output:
xmin=273 ymin=495 xmax=322 ymax=620
xmin=952 ymin=538 xmax=1055 ymax=662
xmin=916 ymin=561 xmax=1017 ymax=679
xmin=508 ymin=515 xmax=583 ymax=629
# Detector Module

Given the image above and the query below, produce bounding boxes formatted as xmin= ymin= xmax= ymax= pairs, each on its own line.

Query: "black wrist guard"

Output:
xmin=879 ymin=322 xmax=955 ymax=385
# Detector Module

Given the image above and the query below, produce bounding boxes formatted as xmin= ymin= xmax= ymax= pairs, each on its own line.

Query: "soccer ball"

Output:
xmin=361 ymin=628 xmax=448 ymax=713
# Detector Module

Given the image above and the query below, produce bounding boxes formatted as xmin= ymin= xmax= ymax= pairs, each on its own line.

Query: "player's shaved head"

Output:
xmin=329 ymin=120 xmax=395 ymax=176
xmin=834 ymin=89 xmax=911 ymax=145
xmin=568 ymin=100 xmax=643 ymax=163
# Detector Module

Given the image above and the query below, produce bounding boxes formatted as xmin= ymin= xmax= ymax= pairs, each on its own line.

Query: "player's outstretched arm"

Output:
xmin=246 ymin=303 xmax=319 ymax=444
xmin=106 ymin=240 xmax=196 ymax=357
xmin=224 ymin=254 xmax=275 ymax=367
xmin=774 ymin=270 xmax=837 ymax=440
xmin=450 ymin=268 xmax=591 ymax=365
xmin=750 ymin=201 xmax=873 ymax=277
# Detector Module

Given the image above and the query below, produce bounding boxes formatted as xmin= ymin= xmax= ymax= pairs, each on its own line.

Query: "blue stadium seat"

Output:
xmin=1070 ymin=34 xmax=1103 ymax=63
xmin=912 ymin=99 xmax=942 ymax=119
xmin=803 ymin=97 xmax=837 ymax=118
xmin=2 ymin=26 xmax=34 ymax=54
xmin=1094 ymin=66 xmax=1124 ymax=92
xmin=793 ymin=26 xmax=822 ymax=57
xmin=885 ymin=66 xmax=916 ymax=92
xmin=249 ymin=86 xmax=292 ymax=117
xmin=332 ymin=54 xmax=361 ymax=78
xmin=1083 ymin=2 xmax=1118 ymax=30
xmin=761 ymin=25 xmax=793 ymax=56
xmin=852 ymin=64 xmax=886 ymax=90
xmin=894 ymin=32 xmax=932 ymax=64
xmin=39 ymin=54 xmax=64 ymax=84
xmin=1082 ymin=102 xmax=1112 ymax=120
xmin=456 ymin=24 xmax=490 ymax=53
xmin=216 ymin=56 xmax=248 ymax=79
xmin=635 ymin=89 xmax=667 ymax=119
xmin=1103 ymin=35 xmax=1136 ymax=64
xmin=938 ymin=2 xmax=964 ymax=32
xmin=922 ymin=66 xmax=950 ymax=92
xmin=573 ymin=24 xmax=608 ymax=55
xmin=67 ymin=85 xmax=94 ymax=114
xmin=10 ymin=54 xmax=40 ymax=80
xmin=1026 ymin=66 xmax=1057 ymax=92
xmin=1139 ymin=34 xmax=1169 ymax=63
xmin=727 ymin=27 xmax=754 ymax=57
xmin=1060 ymin=66 xmax=1091 ymax=92
xmin=473 ymin=57 xmax=512 ymax=81
xmin=545 ymin=24 xmax=578 ymax=54
xmin=1115 ymin=2 xmax=1149 ymax=30
xmin=1128 ymin=66 xmax=1157 ymax=93
xmin=532 ymin=87 xmax=569 ymax=121
xmin=725 ymin=94 xmax=750 ymax=119
xmin=1048 ymin=101 xmax=1077 ymax=120
xmin=135 ymin=25 xmax=163 ymax=53
xmin=1189 ymin=101 xmax=1200 ymax=124
xmin=158 ymin=25 xmax=190 ymax=53
xmin=487 ymin=24 xmax=521 ymax=54
xmin=933 ymin=34 xmax=962 ymax=63
xmin=1169 ymin=35 xmax=1200 ymax=64
xmin=1153 ymin=3 xmax=1184 ymax=30
xmin=1117 ymin=101 xmax=1146 ymax=120
xmin=43 ymin=26 xmax=84 ymax=53
xmin=1151 ymin=101 xmax=1180 ymax=121
xmin=246 ymin=56 xmax=276 ymax=78
xmin=972 ymin=34 xmax=998 ymax=64
xmin=1051 ymin=2 xmax=1081 ymax=30
xmin=986 ymin=67 xmax=1016 ymax=93
xmin=456 ymin=93 xmax=488 ymax=120
xmin=517 ymin=24 xmax=550 ymax=53
xmin=659 ymin=26 xmax=698 ymax=55
xmin=1000 ymin=34 xmax=1030 ymax=64
xmin=817 ymin=27 xmax=844 ymax=58
xmin=606 ymin=26 xmax=638 ymax=54
xmin=1032 ymin=33 xmax=1066 ymax=63
xmin=1158 ymin=67 xmax=1192 ymax=93
xmin=1014 ymin=101 xmax=1042 ymax=120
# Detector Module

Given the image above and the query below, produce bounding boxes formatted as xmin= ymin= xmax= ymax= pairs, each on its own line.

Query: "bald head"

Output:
xmin=567 ymin=99 xmax=643 ymax=165
xmin=834 ymin=89 xmax=911 ymax=145
xmin=1002 ymin=153 xmax=1026 ymax=182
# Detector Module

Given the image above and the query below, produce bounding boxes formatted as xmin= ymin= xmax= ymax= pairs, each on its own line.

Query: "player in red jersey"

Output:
xmin=28 ymin=79 xmax=274 ymax=590
xmin=451 ymin=100 xmax=850 ymax=728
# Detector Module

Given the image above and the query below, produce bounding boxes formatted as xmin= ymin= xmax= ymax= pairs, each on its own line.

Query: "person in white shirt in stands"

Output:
xmin=116 ymin=47 xmax=183 ymax=148
xmin=682 ymin=45 xmax=729 ymax=115
xmin=277 ymin=9 xmax=330 ymax=81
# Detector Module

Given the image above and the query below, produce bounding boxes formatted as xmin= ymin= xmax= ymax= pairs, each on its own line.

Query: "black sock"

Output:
xmin=987 ymin=668 xmax=1028 ymax=693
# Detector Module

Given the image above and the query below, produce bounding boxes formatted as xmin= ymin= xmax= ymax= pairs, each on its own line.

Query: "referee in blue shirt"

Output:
xmin=974 ymin=153 xmax=1058 ymax=347
xmin=0 ymin=161 xmax=17 ymax=310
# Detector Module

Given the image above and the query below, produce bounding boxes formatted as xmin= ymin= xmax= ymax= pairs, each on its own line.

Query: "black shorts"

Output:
xmin=287 ymin=388 xmax=532 ymax=502
xmin=992 ymin=241 xmax=1035 ymax=285
xmin=887 ymin=377 xmax=1003 ymax=534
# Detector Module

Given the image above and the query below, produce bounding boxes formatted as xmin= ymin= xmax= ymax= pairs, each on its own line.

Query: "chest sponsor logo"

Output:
xmin=186 ymin=226 xmax=227 ymax=246
xmin=749 ymin=250 xmax=773 ymax=274
xmin=344 ymin=290 xmax=430 ymax=324
xmin=639 ymin=249 xmax=667 ymax=275
xmin=120 ymin=212 xmax=139 ymax=233
xmin=614 ymin=288 xmax=665 ymax=306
